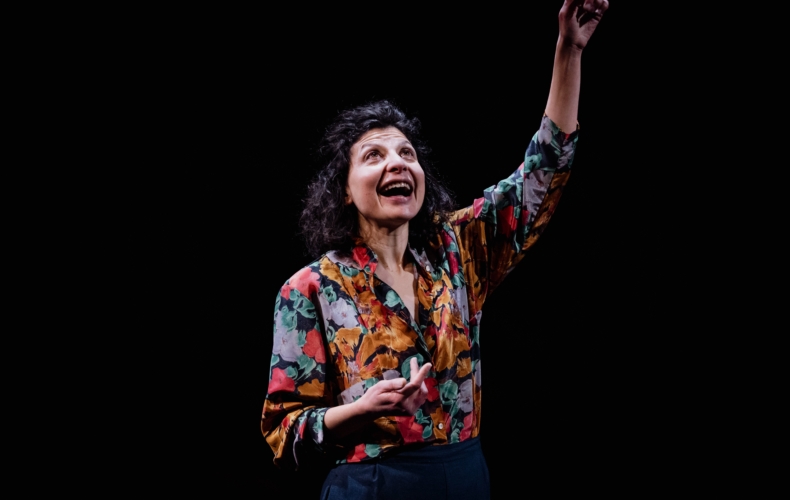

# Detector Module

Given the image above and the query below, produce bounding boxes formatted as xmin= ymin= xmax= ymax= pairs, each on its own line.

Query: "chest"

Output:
xmin=374 ymin=266 xmax=418 ymax=323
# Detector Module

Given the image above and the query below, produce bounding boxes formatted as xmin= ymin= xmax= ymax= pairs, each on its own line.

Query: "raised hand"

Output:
xmin=559 ymin=0 xmax=609 ymax=50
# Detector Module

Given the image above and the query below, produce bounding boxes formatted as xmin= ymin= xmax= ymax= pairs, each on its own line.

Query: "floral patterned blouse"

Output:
xmin=261 ymin=115 xmax=578 ymax=470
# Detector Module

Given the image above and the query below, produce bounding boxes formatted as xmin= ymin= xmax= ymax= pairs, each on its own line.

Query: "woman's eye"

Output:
xmin=401 ymin=149 xmax=414 ymax=157
xmin=367 ymin=151 xmax=380 ymax=160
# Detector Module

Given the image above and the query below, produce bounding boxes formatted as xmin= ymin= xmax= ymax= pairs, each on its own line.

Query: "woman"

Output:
xmin=261 ymin=2 xmax=608 ymax=498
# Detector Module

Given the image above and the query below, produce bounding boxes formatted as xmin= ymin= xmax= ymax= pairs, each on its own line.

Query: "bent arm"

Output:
xmin=324 ymin=358 xmax=432 ymax=440
xmin=262 ymin=271 xmax=434 ymax=468
xmin=261 ymin=276 xmax=335 ymax=470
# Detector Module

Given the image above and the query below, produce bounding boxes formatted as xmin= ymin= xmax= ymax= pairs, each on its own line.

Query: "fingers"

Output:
xmin=568 ymin=0 xmax=607 ymax=15
xmin=566 ymin=0 xmax=584 ymax=14
xmin=578 ymin=0 xmax=606 ymax=15
xmin=410 ymin=359 xmax=432 ymax=386
xmin=374 ymin=377 xmax=407 ymax=393
xmin=568 ymin=0 xmax=591 ymax=22
xmin=587 ymin=0 xmax=607 ymax=15
xmin=405 ymin=358 xmax=432 ymax=387
xmin=360 ymin=360 xmax=433 ymax=416
xmin=397 ymin=360 xmax=432 ymax=396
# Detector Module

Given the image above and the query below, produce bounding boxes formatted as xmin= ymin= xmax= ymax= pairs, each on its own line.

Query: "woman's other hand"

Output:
xmin=324 ymin=359 xmax=433 ymax=439
xmin=559 ymin=0 xmax=609 ymax=51
xmin=358 ymin=358 xmax=433 ymax=417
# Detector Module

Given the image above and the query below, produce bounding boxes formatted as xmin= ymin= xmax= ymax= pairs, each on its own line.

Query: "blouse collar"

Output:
xmin=327 ymin=243 xmax=435 ymax=280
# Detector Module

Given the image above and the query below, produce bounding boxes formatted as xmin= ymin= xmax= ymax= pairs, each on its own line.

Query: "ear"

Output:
xmin=344 ymin=185 xmax=353 ymax=206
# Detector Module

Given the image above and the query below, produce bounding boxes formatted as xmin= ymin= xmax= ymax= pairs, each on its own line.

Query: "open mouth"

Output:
xmin=379 ymin=181 xmax=413 ymax=198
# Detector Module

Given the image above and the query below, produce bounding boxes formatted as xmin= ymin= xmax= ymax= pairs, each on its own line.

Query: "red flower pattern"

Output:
xmin=298 ymin=419 xmax=307 ymax=438
xmin=288 ymin=267 xmax=321 ymax=297
xmin=498 ymin=205 xmax=516 ymax=236
xmin=269 ymin=367 xmax=295 ymax=393
xmin=303 ymin=329 xmax=326 ymax=363
xmin=473 ymin=196 xmax=485 ymax=218
xmin=460 ymin=411 xmax=475 ymax=441
xmin=442 ymin=232 xmax=459 ymax=274
xmin=352 ymin=246 xmax=371 ymax=269
xmin=395 ymin=415 xmax=425 ymax=444
xmin=348 ymin=443 xmax=369 ymax=463
xmin=425 ymin=377 xmax=439 ymax=402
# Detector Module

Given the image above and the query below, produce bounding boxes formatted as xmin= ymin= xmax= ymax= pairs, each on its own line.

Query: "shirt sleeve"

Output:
xmin=261 ymin=266 xmax=335 ymax=470
xmin=449 ymin=114 xmax=578 ymax=310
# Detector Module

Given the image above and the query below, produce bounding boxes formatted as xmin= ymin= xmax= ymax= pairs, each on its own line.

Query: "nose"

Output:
xmin=386 ymin=150 xmax=408 ymax=172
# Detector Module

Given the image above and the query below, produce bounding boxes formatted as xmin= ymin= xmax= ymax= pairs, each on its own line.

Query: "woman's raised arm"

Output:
xmin=545 ymin=0 xmax=609 ymax=133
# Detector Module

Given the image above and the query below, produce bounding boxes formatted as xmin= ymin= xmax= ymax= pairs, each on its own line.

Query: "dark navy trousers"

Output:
xmin=320 ymin=437 xmax=490 ymax=500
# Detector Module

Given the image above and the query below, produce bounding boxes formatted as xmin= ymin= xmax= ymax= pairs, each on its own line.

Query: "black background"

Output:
xmin=114 ymin=3 xmax=674 ymax=496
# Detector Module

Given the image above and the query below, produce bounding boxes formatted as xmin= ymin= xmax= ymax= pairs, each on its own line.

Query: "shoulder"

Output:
xmin=279 ymin=255 xmax=330 ymax=299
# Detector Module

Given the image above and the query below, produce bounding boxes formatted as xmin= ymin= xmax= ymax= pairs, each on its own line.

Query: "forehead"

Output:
xmin=351 ymin=127 xmax=410 ymax=151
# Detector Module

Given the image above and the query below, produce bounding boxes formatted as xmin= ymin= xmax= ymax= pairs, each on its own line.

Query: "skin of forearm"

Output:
xmin=544 ymin=37 xmax=583 ymax=134
xmin=323 ymin=401 xmax=376 ymax=441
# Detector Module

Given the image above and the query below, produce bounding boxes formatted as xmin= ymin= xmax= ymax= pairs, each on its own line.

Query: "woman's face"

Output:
xmin=345 ymin=126 xmax=425 ymax=233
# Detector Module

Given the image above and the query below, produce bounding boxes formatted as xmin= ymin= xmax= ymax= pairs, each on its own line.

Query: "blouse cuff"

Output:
xmin=527 ymin=115 xmax=579 ymax=174
xmin=292 ymin=407 xmax=330 ymax=466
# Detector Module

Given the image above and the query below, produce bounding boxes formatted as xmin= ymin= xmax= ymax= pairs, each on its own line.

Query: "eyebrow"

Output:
xmin=357 ymin=140 xmax=414 ymax=153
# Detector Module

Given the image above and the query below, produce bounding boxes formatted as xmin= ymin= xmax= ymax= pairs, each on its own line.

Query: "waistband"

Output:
xmin=365 ymin=437 xmax=482 ymax=465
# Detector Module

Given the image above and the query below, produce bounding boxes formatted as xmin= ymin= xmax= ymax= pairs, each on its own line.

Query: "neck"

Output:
xmin=358 ymin=222 xmax=411 ymax=272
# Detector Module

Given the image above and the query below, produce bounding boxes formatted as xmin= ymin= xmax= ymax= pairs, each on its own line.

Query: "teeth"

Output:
xmin=382 ymin=182 xmax=411 ymax=192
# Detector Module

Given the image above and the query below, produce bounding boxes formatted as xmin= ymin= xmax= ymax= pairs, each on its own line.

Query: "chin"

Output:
xmin=391 ymin=208 xmax=420 ymax=224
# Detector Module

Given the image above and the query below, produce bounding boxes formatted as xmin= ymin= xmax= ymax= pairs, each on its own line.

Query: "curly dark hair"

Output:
xmin=300 ymin=100 xmax=455 ymax=258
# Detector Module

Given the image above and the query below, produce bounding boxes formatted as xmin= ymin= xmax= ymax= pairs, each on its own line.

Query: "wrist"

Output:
xmin=557 ymin=35 xmax=585 ymax=55
xmin=352 ymin=397 xmax=376 ymax=420
xmin=325 ymin=400 xmax=374 ymax=439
